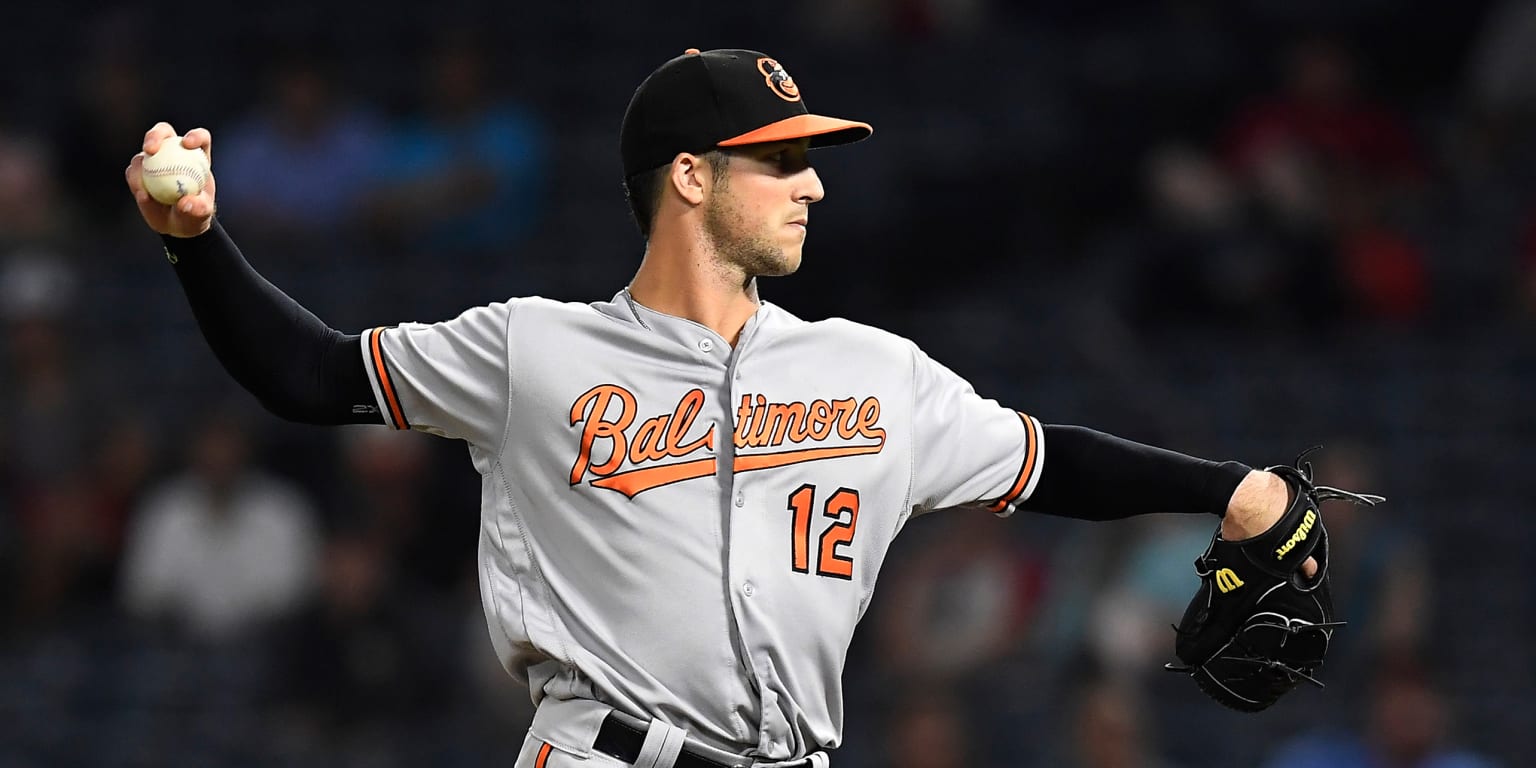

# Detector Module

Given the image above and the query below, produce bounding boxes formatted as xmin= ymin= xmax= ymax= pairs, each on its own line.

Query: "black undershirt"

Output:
xmin=1023 ymin=425 xmax=1250 ymax=520
xmin=160 ymin=220 xmax=379 ymax=425
xmin=158 ymin=219 xmax=1249 ymax=518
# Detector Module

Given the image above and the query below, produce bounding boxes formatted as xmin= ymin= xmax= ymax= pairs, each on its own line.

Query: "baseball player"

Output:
xmin=125 ymin=48 xmax=1368 ymax=767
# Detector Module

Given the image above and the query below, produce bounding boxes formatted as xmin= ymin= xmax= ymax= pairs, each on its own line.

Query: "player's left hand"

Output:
xmin=1166 ymin=450 xmax=1384 ymax=711
xmin=1221 ymin=470 xmax=1319 ymax=579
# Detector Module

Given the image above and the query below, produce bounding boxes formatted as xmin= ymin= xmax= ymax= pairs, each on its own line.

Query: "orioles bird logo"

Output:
xmin=757 ymin=57 xmax=801 ymax=102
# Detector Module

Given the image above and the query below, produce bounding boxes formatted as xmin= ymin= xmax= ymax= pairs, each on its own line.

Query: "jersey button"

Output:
xmin=734 ymin=492 xmax=744 ymax=508
xmin=698 ymin=338 xmax=715 ymax=352
xmin=741 ymin=582 xmax=756 ymax=597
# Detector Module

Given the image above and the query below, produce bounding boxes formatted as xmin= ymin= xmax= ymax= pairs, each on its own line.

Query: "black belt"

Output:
xmin=592 ymin=713 xmax=817 ymax=768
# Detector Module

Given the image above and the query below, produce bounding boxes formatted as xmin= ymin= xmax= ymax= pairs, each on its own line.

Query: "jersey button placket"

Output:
xmin=722 ymin=347 xmax=768 ymax=722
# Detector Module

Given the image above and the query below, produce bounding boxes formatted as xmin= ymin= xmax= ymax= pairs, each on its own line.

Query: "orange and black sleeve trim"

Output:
xmin=364 ymin=327 xmax=410 ymax=430
xmin=160 ymin=220 xmax=383 ymax=426
xmin=1020 ymin=424 xmax=1251 ymax=521
xmin=985 ymin=412 xmax=1041 ymax=515
xmin=533 ymin=742 xmax=553 ymax=768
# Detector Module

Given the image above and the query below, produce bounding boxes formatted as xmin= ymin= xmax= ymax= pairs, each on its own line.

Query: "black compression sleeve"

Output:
xmin=1020 ymin=424 xmax=1251 ymax=520
xmin=160 ymin=219 xmax=382 ymax=425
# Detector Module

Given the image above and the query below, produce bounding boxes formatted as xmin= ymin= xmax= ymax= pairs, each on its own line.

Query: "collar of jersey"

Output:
xmin=599 ymin=288 xmax=774 ymax=358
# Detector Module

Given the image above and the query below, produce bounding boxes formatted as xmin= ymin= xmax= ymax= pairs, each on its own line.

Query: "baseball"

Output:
xmin=140 ymin=137 xmax=210 ymax=205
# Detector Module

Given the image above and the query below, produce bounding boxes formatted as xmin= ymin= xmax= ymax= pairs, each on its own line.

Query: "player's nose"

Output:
xmin=796 ymin=167 xmax=825 ymax=204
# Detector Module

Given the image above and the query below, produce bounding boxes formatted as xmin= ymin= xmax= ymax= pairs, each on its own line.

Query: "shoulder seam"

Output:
xmin=493 ymin=300 xmax=520 ymax=460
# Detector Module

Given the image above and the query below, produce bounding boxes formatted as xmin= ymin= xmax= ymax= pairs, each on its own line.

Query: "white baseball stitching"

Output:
xmin=143 ymin=164 xmax=207 ymax=185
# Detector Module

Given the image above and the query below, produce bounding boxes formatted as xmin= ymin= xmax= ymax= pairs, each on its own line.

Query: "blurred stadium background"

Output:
xmin=1 ymin=1 xmax=1531 ymax=766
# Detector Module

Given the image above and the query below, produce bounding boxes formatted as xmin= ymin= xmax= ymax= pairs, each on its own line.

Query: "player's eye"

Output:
xmin=770 ymin=150 xmax=810 ymax=173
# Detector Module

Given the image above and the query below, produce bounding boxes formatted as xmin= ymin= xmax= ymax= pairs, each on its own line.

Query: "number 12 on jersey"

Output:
xmin=787 ymin=484 xmax=859 ymax=580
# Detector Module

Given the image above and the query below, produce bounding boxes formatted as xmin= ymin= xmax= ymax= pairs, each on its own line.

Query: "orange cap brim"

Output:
xmin=717 ymin=114 xmax=873 ymax=148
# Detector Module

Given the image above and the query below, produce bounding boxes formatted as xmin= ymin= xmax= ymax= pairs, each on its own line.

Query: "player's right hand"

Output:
xmin=126 ymin=122 xmax=216 ymax=238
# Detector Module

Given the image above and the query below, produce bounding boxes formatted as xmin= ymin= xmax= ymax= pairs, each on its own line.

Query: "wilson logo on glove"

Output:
xmin=1215 ymin=568 xmax=1245 ymax=593
xmin=1275 ymin=509 xmax=1318 ymax=559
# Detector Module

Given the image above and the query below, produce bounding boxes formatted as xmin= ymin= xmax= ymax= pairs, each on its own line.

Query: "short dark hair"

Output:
xmin=623 ymin=150 xmax=730 ymax=238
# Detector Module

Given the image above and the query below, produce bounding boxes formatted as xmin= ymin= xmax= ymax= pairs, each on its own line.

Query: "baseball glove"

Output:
xmin=1165 ymin=450 xmax=1384 ymax=712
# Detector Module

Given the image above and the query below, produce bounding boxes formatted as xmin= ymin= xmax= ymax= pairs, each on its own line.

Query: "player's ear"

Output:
xmin=668 ymin=153 xmax=708 ymax=206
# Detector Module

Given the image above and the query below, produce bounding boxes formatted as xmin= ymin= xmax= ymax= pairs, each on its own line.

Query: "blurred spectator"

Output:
xmin=1066 ymin=678 xmax=1183 ymax=768
xmin=269 ymin=529 xmax=452 ymax=751
xmin=88 ymin=414 xmax=158 ymax=558
xmin=1333 ymin=178 xmax=1432 ymax=324
xmin=363 ymin=29 xmax=547 ymax=256
xmin=1466 ymin=1 xmax=1536 ymax=137
xmin=1075 ymin=515 xmax=1211 ymax=679
xmin=0 ymin=127 xmax=69 ymax=248
xmin=1223 ymin=34 xmax=1425 ymax=195
xmin=876 ymin=508 xmax=1048 ymax=685
xmin=883 ymin=688 xmax=978 ymax=768
xmin=119 ymin=408 xmax=321 ymax=641
xmin=0 ymin=247 xmax=144 ymax=630
xmin=54 ymin=10 xmax=167 ymax=231
xmin=328 ymin=425 xmax=470 ymax=593
xmin=1215 ymin=35 xmax=1432 ymax=326
xmin=0 ymin=253 xmax=90 ymax=486
xmin=1519 ymin=203 xmax=1536 ymax=314
xmin=6 ymin=416 xmax=150 ymax=631
xmin=1264 ymin=661 xmax=1498 ymax=768
xmin=1309 ymin=442 xmax=1429 ymax=672
xmin=10 ymin=476 xmax=118 ymax=627
xmin=1122 ymin=142 xmax=1340 ymax=329
xmin=215 ymin=48 xmax=387 ymax=242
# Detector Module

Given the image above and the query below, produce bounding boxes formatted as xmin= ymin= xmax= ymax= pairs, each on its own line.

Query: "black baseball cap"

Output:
xmin=620 ymin=48 xmax=873 ymax=178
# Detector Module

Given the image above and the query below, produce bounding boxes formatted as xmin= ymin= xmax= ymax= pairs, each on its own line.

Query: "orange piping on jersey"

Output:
xmin=986 ymin=413 xmax=1038 ymax=513
xmin=370 ymin=328 xmax=409 ymax=430
xmin=534 ymin=742 xmax=552 ymax=768
xmin=734 ymin=442 xmax=884 ymax=473
xmin=590 ymin=457 xmax=718 ymax=498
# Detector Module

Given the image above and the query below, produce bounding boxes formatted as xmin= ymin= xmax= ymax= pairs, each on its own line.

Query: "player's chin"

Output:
xmin=777 ymin=235 xmax=807 ymax=270
xmin=769 ymin=246 xmax=803 ymax=276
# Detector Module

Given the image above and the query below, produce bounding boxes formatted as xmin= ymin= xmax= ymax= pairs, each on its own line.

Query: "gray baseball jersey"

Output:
xmin=359 ymin=289 xmax=1044 ymax=761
